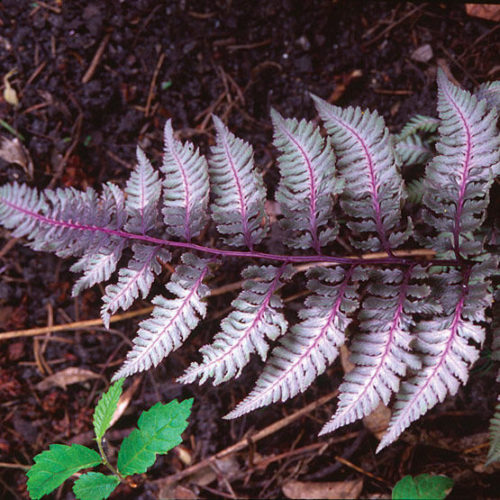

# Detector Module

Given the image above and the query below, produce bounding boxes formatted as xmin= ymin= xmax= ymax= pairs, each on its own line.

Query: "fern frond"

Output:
xmin=101 ymin=244 xmax=170 ymax=328
xmin=271 ymin=109 xmax=340 ymax=252
xmin=396 ymin=114 xmax=440 ymax=141
xmin=378 ymin=262 xmax=494 ymax=451
xmin=209 ymin=116 xmax=267 ymax=249
xmin=226 ymin=266 xmax=359 ymax=419
xmin=179 ymin=264 xmax=292 ymax=385
xmin=395 ymin=134 xmax=433 ymax=167
xmin=423 ymin=69 xmax=500 ymax=259
xmin=320 ymin=267 xmax=425 ymax=435
xmin=124 ymin=147 xmax=161 ymax=234
xmin=161 ymin=120 xmax=209 ymax=241
xmin=312 ymin=95 xmax=406 ymax=252
xmin=113 ymin=253 xmax=211 ymax=380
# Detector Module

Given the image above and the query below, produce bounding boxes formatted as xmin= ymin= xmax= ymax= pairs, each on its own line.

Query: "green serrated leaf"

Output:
xmin=26 ymin=444 xmax=102 ymax=500
xmin=73 ymin=472 xmax=120 ymax=500
xmin=93 ymin=378 xmax=125 ymax=440
xmin=117 ymin=398 xmax=192 ymax=476
xmin=392 ymin=474 xmax=454 ymax=500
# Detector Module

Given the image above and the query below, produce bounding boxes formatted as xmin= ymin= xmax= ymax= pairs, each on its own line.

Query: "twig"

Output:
xmin=0 ymin=462 xmax=30 ymax=471
xmin=334 ymin=455 xmax=391 ymax=486
xmin=362 ymin=3 xmax=428 ymax=49
xmin=32 ymin=0 xmax=61 ymax=14
xmin=253 ymin=431 xmax=360 ymax=470
xmin=0 ymin=306 xmax=154 ymax=341
xmin=0 ymin=247 xmax=437 ymax=342
xmin=145 ymin=52 xmax=166 ymax=117
xmin=81 ymin=33 xmax=111 ymax=84
xmin=159 ymin=389 xmax=339 ymax=486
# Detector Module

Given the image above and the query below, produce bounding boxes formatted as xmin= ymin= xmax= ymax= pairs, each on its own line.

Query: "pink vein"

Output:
xmin=166 ymin=132 xmax=192 ymax=242
xmin=0 ymin=196 xmax=459 ymax=267
xmin=335 ymin=266 xmax=412 ymax=421
xmin=331 ymin=114 xmax=392 ymax=255
xmin=139 ymin=159 xmax=147 ymax=235
xmin=185 ymin=265 xmax=287 ymax=378
xmin=391 ymin=268 xmax=470 ymax=430
xmin=233 ymin=266 xmax=354 ymax=413
xmin=442 ymin=85 xmax=472 ymax=259
xmin=220 ymin=131 xmax=252 ymax=250
xmin=103 ymin=245 xmax=159 ymax=316
xmin=279 ymin=121 xmax=320 ymax=253
xmin=123 ymin=264 xmax=210 ymax=371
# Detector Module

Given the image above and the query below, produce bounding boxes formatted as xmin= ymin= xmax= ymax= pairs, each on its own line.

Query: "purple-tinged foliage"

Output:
xmin=0 ymin=73 xmax=498 ymax=452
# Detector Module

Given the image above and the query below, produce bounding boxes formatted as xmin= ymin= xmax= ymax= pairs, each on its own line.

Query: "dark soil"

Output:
xmin=0 ymin=1 xmax=499 ymax=498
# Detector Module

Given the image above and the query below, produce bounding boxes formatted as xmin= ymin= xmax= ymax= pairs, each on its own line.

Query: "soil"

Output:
xmin=0 ymin=1 xmax=499 ymax=499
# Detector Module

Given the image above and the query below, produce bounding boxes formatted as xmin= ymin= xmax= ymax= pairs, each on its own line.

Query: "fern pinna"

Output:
xmin=0 ymin=70 xmax=498 ymax=452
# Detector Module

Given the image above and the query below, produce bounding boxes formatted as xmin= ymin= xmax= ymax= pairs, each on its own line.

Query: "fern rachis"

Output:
xmin=0 ymin=70 xmax=498 ymax=454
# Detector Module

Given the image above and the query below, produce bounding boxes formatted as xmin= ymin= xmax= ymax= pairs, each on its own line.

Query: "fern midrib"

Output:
xmin=139 ymin=162 xmax=147 ymax=235
xmin=443 ymin=85 xmax=473 ymax=260
xmin=335 ymin=267 xmax=412 ymax=421
xmin=250 ymin=266 xmax=354 ymax=404
xmin=104 ymin=246 xmax=160 ymax=313
xmin=1 ymin=195 xmax=462 ymax=267
xmin=220 ymin=132 xmax=252 ymax=250
xmin=167 ymin=135 xmax=192 ymax=242
xmin=392 ymin=269 xmax=470 ymax=426
xmin=128 ymin=264 xmax=209 ymax=369
xmin=333 ymin=115 xmax=392 ymax=255
xmin=189 ymin=265 xmax=287 ymax=377
xmin=278 ymin=122 xmax=321 ymax=253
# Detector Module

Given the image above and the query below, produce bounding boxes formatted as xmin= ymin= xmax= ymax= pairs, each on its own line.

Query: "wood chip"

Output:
xmin=465 ymin=4 xmax=500 ymax=22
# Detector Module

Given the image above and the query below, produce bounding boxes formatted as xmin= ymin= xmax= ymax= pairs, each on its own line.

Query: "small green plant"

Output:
xmin=26 ymin=379 xmax=193 ymax=500
xmin=392 ymin=474 xmax=454 ymax=500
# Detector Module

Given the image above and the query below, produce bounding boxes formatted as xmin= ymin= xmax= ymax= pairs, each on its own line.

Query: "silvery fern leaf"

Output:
xmin=395 ymin=134 xmax=433 ymax=167
xmin=423 ymin=69 xmax=500 ymax=259
xmin=320 ymin=267 xmax=426 ymax=435
xmin=101 ymin=244 xmax=170 ymax=328
xmin=113 ymin=253 xmax=211 ymax=380
xmin=396 ymin=114 xmax=440 ymax=141
xmin=161 ymin=120 xmax=209 ymax=241
xmin=70 ymin=239 xmax=126 ymax=296
xmin=209 ymin=115 xmax=267 ymax=249
xmin=487 ymin=291 xmax=500 ymax=464
xmin=378 ymin=261 xmax=495 ymax=451
xmin=124 ymin=147 xmax=161 ymax=234
xmin=0 ymin=182 xmax=126 ymax=258
xmin=475 ymin=81 xmax=500 ymax=113
xmin=271 ymin=109 xmax=341 ymax=252
xmin=312 ymin=95 xmax=406 ymax=252
xmin=488 ymin=397 xmax=500 ymax=465
xmin=226 ymin=266 xmax=360 ymax=419
xmin=179 ymin=264 xmax=292 ymax=385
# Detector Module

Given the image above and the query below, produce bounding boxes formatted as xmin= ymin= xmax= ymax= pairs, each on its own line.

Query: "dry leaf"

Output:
xmin=0 ymin=135 xmax=34 ymax=179
xmin=465 ymin=4 xmax=500 ymax=22
xmin=108 ymin=375 xmax=142 ymax=428
xmin=36 ymin=367 xmax=102 ymax=391
xmin=339 ymin=345 xmax=390 ymax=439
xmin=282 ymin=479 xmax=363 ymax=499
xmin=3 ymin=69 xmax=19 ymax=107
xmin=411 ymin=44 xmax=433 ymax=63
xmin=363 ymin=402 xmax=391 ymax=440
xmin=158 ymin=484 xmax=198 ymax=500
